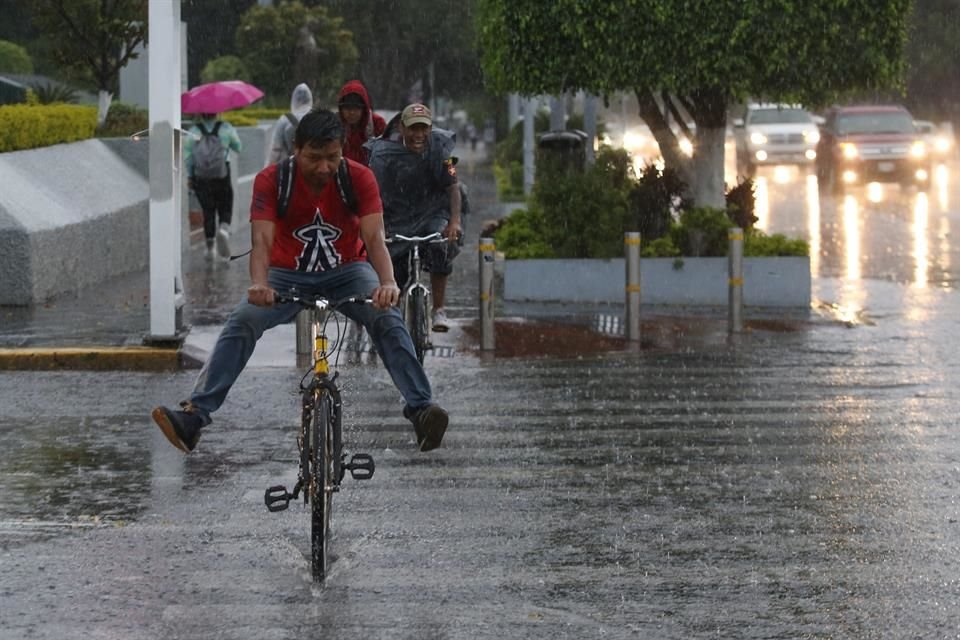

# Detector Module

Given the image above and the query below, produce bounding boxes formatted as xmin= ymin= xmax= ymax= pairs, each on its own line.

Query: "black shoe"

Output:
xmin=405 ymin=404 xmax=449 ymax=452
xmin=151 ymin=405 xmax=203 ymax=453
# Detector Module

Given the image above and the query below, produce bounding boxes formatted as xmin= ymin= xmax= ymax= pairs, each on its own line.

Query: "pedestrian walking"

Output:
xmin=185 ymin=112 xmax=242 ymax=260
xmin=267 ymin=83 xmax=314 ymax=165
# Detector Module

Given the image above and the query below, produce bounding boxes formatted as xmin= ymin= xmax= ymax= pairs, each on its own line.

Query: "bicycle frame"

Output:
xmin=264 ymin=292 xmax=374 ymax=582
xmin=388 ymin=232 xmax=447 ymax=363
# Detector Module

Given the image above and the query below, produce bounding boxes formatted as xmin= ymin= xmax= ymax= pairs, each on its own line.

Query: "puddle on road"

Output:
xmin=459 ymin=315 xmax=815 ymax=358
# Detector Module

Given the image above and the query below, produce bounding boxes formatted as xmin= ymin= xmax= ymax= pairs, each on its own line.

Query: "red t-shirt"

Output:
xmin=250 ymin=159 xmax=382 ymax=271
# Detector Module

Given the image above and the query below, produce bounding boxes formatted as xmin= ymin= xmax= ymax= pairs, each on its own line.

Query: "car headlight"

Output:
xmin=934 ymin=136 xmax=951 ymax=153
xmin=749 ymin=131 xmax=767 ymax=145
xmin=803 ymin=129 xmax=820 ymax=144
xmin=910 ymin=140 xmax=927 ymax=158
xmin=841 ymin=142 xmax=858 ymax=159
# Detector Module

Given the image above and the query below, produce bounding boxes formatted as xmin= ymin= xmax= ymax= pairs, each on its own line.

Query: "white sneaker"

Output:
xmin=216 ymin=225 xmax=231 ymax=260
xmin=204 ymin=242 xmax=215 ymax=260
xmin=431 ymin=308 xmax=450 ymax=332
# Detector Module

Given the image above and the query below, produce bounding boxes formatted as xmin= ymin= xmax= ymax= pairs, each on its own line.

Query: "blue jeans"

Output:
xmin=187 ymin=262 xmax=432 ymax=423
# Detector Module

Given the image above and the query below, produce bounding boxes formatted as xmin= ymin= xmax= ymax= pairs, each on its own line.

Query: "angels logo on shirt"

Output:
xmin=293 ymin=210 xmax=343 ymax=272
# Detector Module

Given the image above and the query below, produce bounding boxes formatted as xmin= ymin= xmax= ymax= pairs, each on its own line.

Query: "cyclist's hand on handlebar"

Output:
xmin=444 ymin=221 xmax=463 ymax=244
xmin=371 ymin=282 xmax=400 ymax=309
xmin=248 ymin=283 xmax=276 ymax=307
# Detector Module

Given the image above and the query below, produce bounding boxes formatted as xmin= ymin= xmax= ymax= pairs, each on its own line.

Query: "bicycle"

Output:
xmin=263 ymin=290 xmax=375 ymax=582
xmin=387 ymin=231 xmax=450 ymax=364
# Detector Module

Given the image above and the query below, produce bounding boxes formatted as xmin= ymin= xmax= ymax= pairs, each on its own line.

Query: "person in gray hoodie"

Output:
xmin=267 ymin=83 xmax=313 ymax=165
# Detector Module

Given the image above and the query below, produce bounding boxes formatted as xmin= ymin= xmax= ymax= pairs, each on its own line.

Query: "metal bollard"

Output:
xmin=479 ymin=236 xmax=496 ymax=351
xmin=295 ymin=309 xmax=314 ymax=368
xmin=624 ymin=232 xmax=641 ymax=341
xmin=728 ymin=227 xmax=744 ymax=333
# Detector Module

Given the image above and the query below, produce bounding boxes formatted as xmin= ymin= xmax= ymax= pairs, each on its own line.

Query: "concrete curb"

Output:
xmin=0 ymin=346 xmax=181 ymax=371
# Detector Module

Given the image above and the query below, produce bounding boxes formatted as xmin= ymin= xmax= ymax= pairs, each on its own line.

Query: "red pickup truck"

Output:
xmin=815 ymin=105 xmax=930 ymax=193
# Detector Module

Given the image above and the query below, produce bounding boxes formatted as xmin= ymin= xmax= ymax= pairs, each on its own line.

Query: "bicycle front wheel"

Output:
xmin=408 ymin=288 xmax=429 ymax=364
xmin=309 ymin=388 xmax=336 ymax=581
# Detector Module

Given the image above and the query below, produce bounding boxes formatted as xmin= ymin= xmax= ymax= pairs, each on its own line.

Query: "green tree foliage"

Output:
xmin=236 ymin=1 xmax=357 ymax=104
xmin=30 ymin=0 xmax=147 ymax=125
xmin=200 ymin=55 xmax=251 ymax=84
xmin=904 ymin=0 xmax=960 ymax=121
xmin=479 ymin=0 xmax=913 ymax=207
xmin=30 ymin=0 xmax=147 ymax=95
xmin=324 ymin=0 xmax=484 ymax=108
xmin=182 ymin=0 xmax=257 ymax=87
xmin=0 ymin=39 xmax=33 ymax=74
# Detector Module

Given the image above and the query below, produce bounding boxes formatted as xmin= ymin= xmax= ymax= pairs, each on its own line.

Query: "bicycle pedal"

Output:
xmin=264 ymin=485 xmax=292 ymax=512
xmin=344 ymin=453 xmax=375 ymax=480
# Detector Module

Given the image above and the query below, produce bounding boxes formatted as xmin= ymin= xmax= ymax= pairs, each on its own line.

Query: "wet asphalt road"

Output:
xmin=4 ymin=151 xmax=960 ymax=637
xmin=3 ymin=291 xmax=960 ymax=639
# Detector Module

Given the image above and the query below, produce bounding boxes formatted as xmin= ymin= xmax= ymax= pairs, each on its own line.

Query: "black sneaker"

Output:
xmin=151 ymin=405 xmax=203 ymax=453
xmin=405 ymin=404 xmax=449 ymax=452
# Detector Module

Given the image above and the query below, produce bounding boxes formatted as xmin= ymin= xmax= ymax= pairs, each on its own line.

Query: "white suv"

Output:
xmin=734 ymin=103 xmax=820 ymax=176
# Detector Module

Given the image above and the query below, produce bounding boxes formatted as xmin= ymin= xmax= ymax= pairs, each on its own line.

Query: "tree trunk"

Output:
xmin=691 ymin=126 xmax=727 ymax=209
xmin=635 ymin=89 xmax=691 ymax=186
xmin=97 ymin=90 xmax=113 ymax=128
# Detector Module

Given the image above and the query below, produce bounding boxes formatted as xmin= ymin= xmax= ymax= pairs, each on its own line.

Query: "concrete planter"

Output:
xmin=503 ymin=256 xmax=811 ymax=308
xmin=0 ymin=125 xmax=270 ymax=305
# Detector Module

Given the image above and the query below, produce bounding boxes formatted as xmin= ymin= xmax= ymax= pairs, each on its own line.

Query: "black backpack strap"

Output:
xmin=276 ymin=156 xmax=295 ymax=219
xmin=335 ymin=158 xmax=358 ymax=213
xmin=284 ymin=112 xmax=299 ymax=128
xmin=196 ymin=122 xmax=209 ymax=136
xmin=211 ymin=121 xmax=222 ymax=136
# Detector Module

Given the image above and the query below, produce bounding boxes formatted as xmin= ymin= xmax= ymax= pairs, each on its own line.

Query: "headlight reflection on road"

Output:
xmin=936 ymin=164 xmax=949 ymax=211
xmin=806 ymin=174 xmax=821 ymax=277
xmin=866 ymin=182 xmax=884 ymax=203
xmin=843 ymin=195 xmax=861 ymax=282
xmin=913 ymin=192 xmax=929 ymax=288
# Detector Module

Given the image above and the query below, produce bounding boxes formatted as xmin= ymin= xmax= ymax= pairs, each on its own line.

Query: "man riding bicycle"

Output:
xmin=366 ymin=103 xmax=462 ymax=332
xmin=151 ymin=109 xmax=449 ymax=454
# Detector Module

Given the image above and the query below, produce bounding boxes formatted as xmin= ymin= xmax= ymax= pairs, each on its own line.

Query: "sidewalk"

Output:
xmin=0 ymin=141 xmax=504 ymax=370
xmin=0 ymin=142 xmax=861 ymax=371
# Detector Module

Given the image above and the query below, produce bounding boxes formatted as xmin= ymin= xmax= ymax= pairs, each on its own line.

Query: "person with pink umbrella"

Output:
xmin=184 ymin=112 xmax=243 ymax=260
xmin=182 ymin=81 xmax=261 ymax=261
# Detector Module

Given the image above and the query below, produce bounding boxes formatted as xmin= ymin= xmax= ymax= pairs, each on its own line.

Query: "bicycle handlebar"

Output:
xmin=386 ymin=232 xmax=447 ymax=244
xmin=273 ymin=291 xmax=371 ymax=310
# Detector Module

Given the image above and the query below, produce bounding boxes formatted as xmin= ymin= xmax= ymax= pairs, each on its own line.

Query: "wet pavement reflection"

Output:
xmin=3 ymin=148 xmax=960 ymax=638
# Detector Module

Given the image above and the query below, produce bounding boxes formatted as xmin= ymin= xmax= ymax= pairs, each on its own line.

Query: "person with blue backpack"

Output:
xmin=185 ymin=112 xmax=243 ymax=260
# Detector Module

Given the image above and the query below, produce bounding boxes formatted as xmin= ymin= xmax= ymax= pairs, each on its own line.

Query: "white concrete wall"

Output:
xmin=0 ymin=125 xmax=271 ymax=306
xmin=504 ymin=257 xmax=811 ymax=308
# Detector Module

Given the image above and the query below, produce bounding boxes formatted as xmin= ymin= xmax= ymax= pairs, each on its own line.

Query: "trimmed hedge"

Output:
xmin=0 ymin=104 xmax=97 ymax=152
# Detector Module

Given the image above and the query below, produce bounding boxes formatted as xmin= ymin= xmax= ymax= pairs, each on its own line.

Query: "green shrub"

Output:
xmin=745 ymin=230 xmax=808 ymax=257
xmin=493 ymin=207 xmax=555 ymax=258
xmin=0 ymin=39 xmax=33 ymax=74
xmin=640 ymin=236 xmax=681 ymax=257
xmin=96 ymin=102 xmax=147 ymax=138
xmin=233 ymin=107 xmax=288 ymax=121
xmin=200 ymin=55 xmax=251 ymax=83
xmin=670 ymin=207 xmax=732 ymax=257
xmin=0 ymin=104 xmax=96 ymax=152
xmin=221 ymin=113 xmax=258 ymax=127
xmin=530 ymin=146 xmax=631 ymax=258
xmin=628 ymin=163 xmax=688 ymax=245
xmin=725 ymin=177 xmax=758 ymax=231
xmin=28 ymin=82 xmax=78 ymax=105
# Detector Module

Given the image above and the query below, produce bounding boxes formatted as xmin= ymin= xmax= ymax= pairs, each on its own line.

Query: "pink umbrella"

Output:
xmin=181 ymin=80 xmax=264 ymax=114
